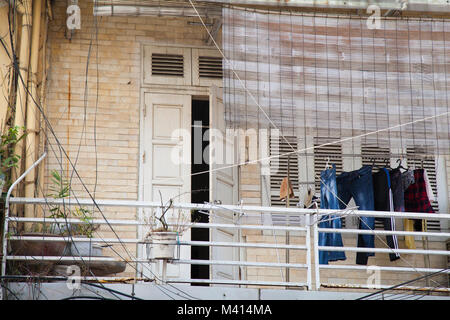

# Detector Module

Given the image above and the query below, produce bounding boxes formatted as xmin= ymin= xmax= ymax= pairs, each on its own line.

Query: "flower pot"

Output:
xmin=9 ymin=233 xmax=67 ymax=256
xmin=147 ymin=231 xmax=178 ymax=260
xmin=63 ymin=240 xmax=103 ymax=257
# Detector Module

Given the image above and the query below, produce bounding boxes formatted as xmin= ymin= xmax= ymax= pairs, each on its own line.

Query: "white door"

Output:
xmin=209 ymin=85 xmax=239 ymax=283
xmin=141 ymin=92 xmax=191 ymax=281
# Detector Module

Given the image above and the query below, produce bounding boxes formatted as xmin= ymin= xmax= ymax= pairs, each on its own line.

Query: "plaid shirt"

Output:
xmin=404 ymin=169 xmax=434 ymax=214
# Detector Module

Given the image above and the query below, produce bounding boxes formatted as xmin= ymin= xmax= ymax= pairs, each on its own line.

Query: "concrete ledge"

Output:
xmin=4 ymin=282 xmax=450 ymax=300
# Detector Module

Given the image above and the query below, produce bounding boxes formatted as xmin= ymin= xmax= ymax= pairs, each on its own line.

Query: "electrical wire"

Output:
xmin=1 ymin=1 xmax=200 ymax=301
xmin=0 ymin=282 xmax=20 ymax=300
xmin=3 ymin=1 xmax=129 ymax=300
xmin=0 ymin=275 xmax=144 ymax=300
xmin=60 ymin=295 xmax=113 ymax=300
xmin=356 ymin=267 xmax=449 ymax=300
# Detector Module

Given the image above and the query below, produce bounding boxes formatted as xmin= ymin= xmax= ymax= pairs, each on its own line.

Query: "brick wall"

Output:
xmin=44 ymin=0 xmax=211 ymax=276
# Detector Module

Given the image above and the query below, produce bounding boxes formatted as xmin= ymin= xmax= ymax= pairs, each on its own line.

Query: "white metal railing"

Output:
xmin=2 ymin=196 xmax=450 ymax=293
xmin=1 ymin=153 xmax=449 ymax=293
xmin=1 ymin=205 xmax=311 ymax=289
xmin=313 ymin=210 xmax=450 ymax=291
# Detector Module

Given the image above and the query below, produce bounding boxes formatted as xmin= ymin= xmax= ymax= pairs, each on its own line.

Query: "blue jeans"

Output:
xmin=318 ymin=165 xmax=346 ymax=264
xmin=336 ymin=165 xmax=375 ymax=265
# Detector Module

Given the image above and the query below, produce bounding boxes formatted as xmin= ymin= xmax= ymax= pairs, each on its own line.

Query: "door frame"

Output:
xmin=137 ymin=86 xmax=211 ymax=278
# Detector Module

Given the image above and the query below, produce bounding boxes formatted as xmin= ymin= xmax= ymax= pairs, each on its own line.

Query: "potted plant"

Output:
xmin=45 ymin=169 xmax=101 ymax=257
xmin=144 ymin=196 xmax=191 ymax=260
xmin=42 ymin=170 xmax=126 ymax=276
xmin=9 ymin=169 xmax=100 ymax=260
xmin=2 ymin=127 xmax=66 ymax=274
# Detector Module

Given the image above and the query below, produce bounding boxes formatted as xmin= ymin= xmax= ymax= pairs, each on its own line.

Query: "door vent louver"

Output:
xmin=198 ymin=56 xmax=223 ymax=79
xmin=151 ymin=53 xmax=184 ymax=77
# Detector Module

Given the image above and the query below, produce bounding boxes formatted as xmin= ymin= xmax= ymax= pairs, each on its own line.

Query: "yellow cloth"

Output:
xmin=404 ymin=219 xmax=416 ymax=249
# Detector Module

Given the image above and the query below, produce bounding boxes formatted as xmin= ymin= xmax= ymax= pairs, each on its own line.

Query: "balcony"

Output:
xmin=2 ymin=196 xmax=449 ymax=300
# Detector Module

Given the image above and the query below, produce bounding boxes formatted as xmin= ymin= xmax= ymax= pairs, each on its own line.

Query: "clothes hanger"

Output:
xmin=371 ymin=157 xmax=381 ymax=170
xmin=325 ymin=157 xmax=331 ymax=169
xmin=395 ymin=158 xmax=408 ymax=171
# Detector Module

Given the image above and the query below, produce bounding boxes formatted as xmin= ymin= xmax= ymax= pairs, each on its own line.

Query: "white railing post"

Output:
xmin=305 ymin=213 xmax=312 ymax=290
xmin=313 ymin=216 xmax=320 ymax=290
xmin=1 ymin=152 xmax=47 ymax=280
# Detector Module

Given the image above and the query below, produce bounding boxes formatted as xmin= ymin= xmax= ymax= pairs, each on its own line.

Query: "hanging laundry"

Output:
xmin=279 ymin=177 xmax=294 ymax=201
xmin=403 ymin=219 xmax=416 ymax=250
xmin=403 ymin=168 xmax=435 ymax=249
xmin=402 ymin=169 xmax=415 ymax=191
xmin=373 ymin=168 xmax=400 ymax=262
xmin=400 ymin=169 xmax=416 ymax=249
xmin=335 ymin=165 xmax=375 ymax=265
xmin=318 ymin=164 xmax=346 ymax=264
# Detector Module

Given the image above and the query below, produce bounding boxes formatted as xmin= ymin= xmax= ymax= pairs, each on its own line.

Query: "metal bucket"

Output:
xmin=64 ymin=241 xmax=103 ymax=257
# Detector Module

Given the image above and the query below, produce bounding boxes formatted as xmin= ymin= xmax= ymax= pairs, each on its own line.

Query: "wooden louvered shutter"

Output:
xmin=192 ymin=48 xmax=223 ymax=87
xmin=142 ymin=45 xmax=192 ymax=86
xmin=268 ymin=135 xmax=301 ymax=226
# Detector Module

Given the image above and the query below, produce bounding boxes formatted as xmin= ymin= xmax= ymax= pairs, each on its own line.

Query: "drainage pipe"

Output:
xmin=24 ymin=0 xmax=43 ymax=221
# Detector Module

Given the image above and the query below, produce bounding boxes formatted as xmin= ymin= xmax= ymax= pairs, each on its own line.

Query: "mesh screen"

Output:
xmin=223 ymin=7 xmax=450 ymax=158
